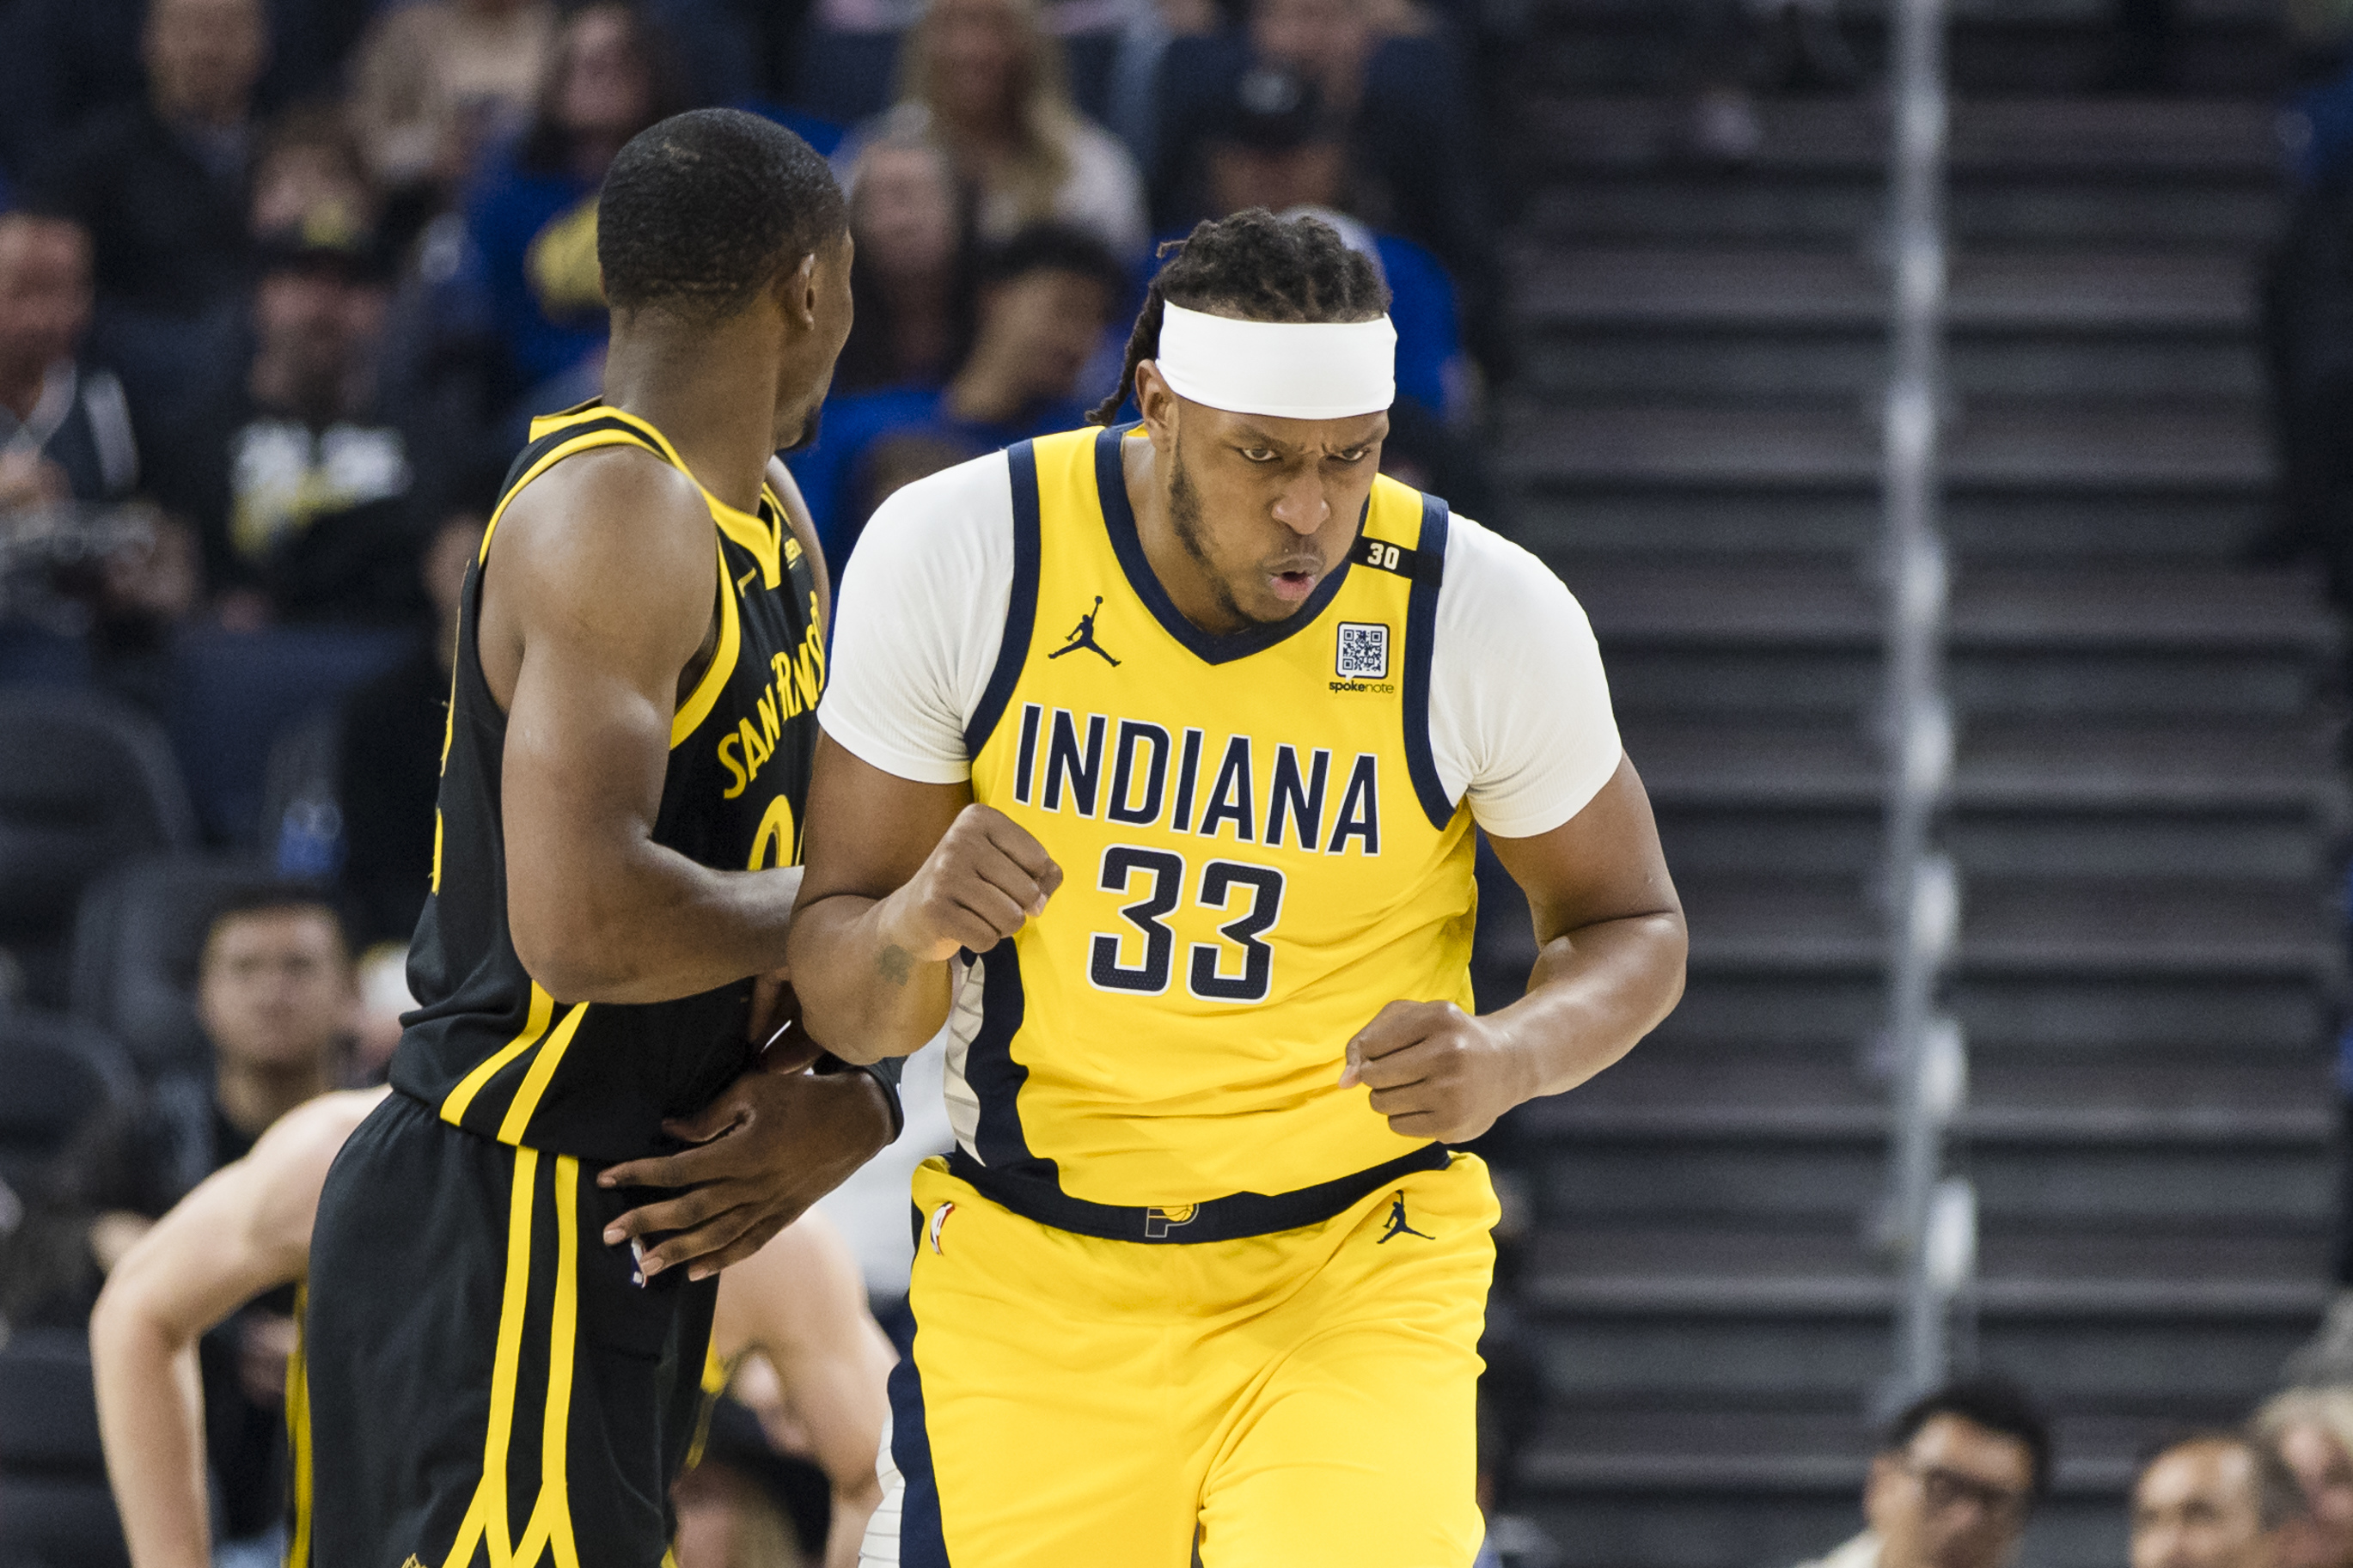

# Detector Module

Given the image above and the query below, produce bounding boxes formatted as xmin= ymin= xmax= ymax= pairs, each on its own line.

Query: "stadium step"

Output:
xmin=1490 ymin=15 xmax=2338 ymax=1564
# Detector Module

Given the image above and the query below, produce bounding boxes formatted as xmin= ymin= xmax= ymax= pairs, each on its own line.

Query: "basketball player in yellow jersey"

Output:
xmin=788 ymin=210 xmax=1690 ymax=1567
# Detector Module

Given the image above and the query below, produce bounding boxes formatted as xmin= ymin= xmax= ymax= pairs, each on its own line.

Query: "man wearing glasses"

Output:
xmin=1798 ymin=1380 xmax=2051 ymax=1568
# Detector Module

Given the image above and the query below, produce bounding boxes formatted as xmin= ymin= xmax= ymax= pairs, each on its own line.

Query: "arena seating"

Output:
xmin=1494 ymin=3 xmax=2339 ymax=1565
xmin=0 ymin=1011 xmax=136 ymax=1198
xmin=0 ymin=1327 xmax=132 ymax=1568
xmin=0 ymin=688 xmax=198 ymax=1008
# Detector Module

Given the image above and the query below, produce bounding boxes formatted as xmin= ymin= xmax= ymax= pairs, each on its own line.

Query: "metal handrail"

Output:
xmin=1878 ymin=0 xmax=1972 ymax=1404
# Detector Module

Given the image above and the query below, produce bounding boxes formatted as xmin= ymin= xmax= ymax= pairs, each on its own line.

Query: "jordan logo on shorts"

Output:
xmin=1377 ymin=1192 xmax=1433 ymax=1244
xmin=1048 ymin=596 xmax=1121 ymax=667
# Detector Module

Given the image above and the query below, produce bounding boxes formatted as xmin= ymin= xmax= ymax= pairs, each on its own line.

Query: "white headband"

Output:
xmin=1151 ymin=303 xmax=1397 ymax=420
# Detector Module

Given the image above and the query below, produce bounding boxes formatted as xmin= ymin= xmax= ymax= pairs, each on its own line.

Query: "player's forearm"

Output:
xmin=1498 ymin=910 xmax=1687 ymax=1103
xmin=89 ymin=1303 xmax=211 ymax=1568
xmin=787 ymin=889 xmax=955 ymax=1063
xmin=513 ymin=851 xmax=802 ymax=1004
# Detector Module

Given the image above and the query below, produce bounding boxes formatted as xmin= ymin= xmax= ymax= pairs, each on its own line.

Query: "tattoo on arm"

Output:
xmin=878 ymin=945 xmax=913 ymax=985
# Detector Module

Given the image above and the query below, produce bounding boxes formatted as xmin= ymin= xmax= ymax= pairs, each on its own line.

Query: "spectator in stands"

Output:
xmin=1181 ymin=64 xmax=1466 ymax=423
xmin=1149 ymin=0 xmax=1501 ymax=374
xmin=785 ymin=220 xmax=1124 ymax=558
xmin=467 ymin=1 xmax=686 ymax=391
xmin=247 ymin=107 xmax=381 ymax=251
xmin=872 ymin=0 xmax=1149 ymax=256
xmin=2132 ymin=1431 xmax=2313 ymax=1568
xmin=144 ymin=210 xmax=468 ymax=625
xmin=49 ymin=883 xmax=355 ymax=1547
xmin=834 ymin=130 xmax=979 ymax=395
xmin=337 ymin=499 xmax=484 ymax=946
xmin=2253 ymin=1391 xmax=2353 ymax=1568
xmin=28 ymin=0 xmax=266 ymax=321
xmin=77 ymin=885 xmax=357 ymax=1256
xmin=346 ymin=0 xmax=557 ymax=202
xmin=1793 ymin=1379 xmax=2050 ymax=1568
xmin=0 ymin=212 xmax=139 ymax=507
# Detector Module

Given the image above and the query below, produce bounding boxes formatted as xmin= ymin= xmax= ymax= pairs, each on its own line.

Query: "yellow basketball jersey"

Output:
xmin=954 ymin=424 xmax=1476 ymax=1222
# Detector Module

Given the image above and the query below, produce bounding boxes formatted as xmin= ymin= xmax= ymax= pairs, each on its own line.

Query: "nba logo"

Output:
xmin=928 ymin=1202 xmax=955 ymax=1254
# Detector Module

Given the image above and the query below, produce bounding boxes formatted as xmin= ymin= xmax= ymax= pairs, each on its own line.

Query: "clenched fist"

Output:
xmin=1338 ymin=1000 xmax=1534 ymax=1144
xmin=879 ymin=802 xmax=1063 ymax=964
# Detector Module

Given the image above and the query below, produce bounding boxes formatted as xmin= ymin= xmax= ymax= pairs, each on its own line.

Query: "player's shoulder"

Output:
xmin=492 ymin=442 xmax=711 ymax=588
xmin=1435 ymin=508 xmax=1581 ymax=612
xmin=846 ymin=447 xmax=1018 ymax=577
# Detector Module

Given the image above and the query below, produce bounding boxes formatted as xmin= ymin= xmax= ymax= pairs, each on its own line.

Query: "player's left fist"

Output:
xmin=1338 ymin=1000 xmax=1532 ymax=1144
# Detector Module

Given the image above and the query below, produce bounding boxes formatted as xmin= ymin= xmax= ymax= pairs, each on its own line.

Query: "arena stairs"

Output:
xmin=1482 ymin=3 xmax=2346 ymax=1565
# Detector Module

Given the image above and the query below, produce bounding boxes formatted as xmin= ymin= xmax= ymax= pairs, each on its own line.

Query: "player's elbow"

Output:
xmin=510 ymin=899 xmax=658 ymax=1004
xmin=89 ymin=1269 xmax=180 ymax=1375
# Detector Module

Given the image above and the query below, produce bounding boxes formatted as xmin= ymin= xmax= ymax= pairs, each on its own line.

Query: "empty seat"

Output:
xmin=0 ymin=1327 xmax=131 ymax=1568
xmin=0 ymin=1012 xmax=136 ymax=1198
xmin=163 ymin=625 xmax=407 ymax=845
xmin=70 ymin=853 xmax=272 ymax=1079
xmin=0 ymin=687 xmax=198 ymax=1006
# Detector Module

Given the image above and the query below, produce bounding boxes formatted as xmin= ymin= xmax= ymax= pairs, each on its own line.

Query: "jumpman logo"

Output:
xmin=1376 ymin=1192 xmax=1433 ymax=1244
xmin=1048 ymin=596 xmax=1121 ymax=666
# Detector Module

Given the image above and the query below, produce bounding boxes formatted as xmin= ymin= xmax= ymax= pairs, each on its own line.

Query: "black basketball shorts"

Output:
xmin=303 ymin=1090 xmax=718 ymax=1568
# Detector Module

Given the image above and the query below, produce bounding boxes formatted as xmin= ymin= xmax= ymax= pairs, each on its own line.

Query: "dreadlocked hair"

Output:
xmin=1087 ymin=209 xmax=1391 ymax=425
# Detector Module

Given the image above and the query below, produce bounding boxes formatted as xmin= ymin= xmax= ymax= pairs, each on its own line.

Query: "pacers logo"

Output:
xmin=1145 ymin=1203 xmax=1196 ymax=1240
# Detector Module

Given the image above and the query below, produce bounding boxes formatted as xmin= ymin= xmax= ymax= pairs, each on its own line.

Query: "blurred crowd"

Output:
xmin=0 ymin=0 xmax=1499 ymax=722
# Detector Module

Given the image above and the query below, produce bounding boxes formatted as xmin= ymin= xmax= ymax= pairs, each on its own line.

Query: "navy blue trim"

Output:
xmin=962 ymin=946 xmax=1051 ymax=1179
xmin=961 ymin=442 xmax=1042 ymax=758
xmin=1091 ymin=424 xmax=1356 ymax=667
xmin=947 ymin=1141 xmax=1450 ymax=1244
xmin=1400 ymin=491 xmax=1456 ymax=830
xmin=887 ymin=1345 xmax=950 ymax=1565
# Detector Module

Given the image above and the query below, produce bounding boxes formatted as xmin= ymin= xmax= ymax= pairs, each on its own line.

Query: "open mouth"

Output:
xmin=1269 ymin=568 xmax=1319 ymax=602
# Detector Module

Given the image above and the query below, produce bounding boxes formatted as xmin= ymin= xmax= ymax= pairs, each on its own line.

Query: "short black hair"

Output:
xmin=975 ymin=221 xmax=1128 ymax=301
xmin=1882 ymin=1376 xmax=2053 ymax=1503
xmin=199 ymin=880 xmax=355 ymax=975
xmin=1089 ymin=207 xmax=1390 ymax=424
xmin=2137 ymin=1431 xmax=2312 ymax=1531
xmin=597 ymin=108 xmax=847 ymax=324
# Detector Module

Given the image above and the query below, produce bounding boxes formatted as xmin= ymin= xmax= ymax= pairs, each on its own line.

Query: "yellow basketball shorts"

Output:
xmin=861 ymin=1150 xmax=1500 ymax=1568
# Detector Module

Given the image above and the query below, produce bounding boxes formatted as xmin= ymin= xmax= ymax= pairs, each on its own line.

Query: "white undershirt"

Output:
xmin=819 ymin=449 xmax=1624 ymax=840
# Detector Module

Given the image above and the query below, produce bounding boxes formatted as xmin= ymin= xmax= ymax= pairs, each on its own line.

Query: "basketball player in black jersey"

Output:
xmin=303 ymin=110 xmax=899 ymax=1568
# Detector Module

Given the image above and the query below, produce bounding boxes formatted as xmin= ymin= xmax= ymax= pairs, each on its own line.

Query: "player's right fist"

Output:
xmin=885 ymin=802 xmax=1063 ymax=962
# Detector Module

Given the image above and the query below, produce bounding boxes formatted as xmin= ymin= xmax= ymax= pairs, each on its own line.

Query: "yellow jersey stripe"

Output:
xmin=440 ymin=984 xmax=556 ymax=1129
xmin=669 ymin=536 xmax=741 ymax=749
xmin=496 ymin=1001 xmax=592 ymax=1145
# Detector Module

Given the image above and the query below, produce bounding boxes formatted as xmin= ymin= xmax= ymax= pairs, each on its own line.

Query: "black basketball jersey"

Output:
xmin=389 ymin=402 xmax=824 ymax=1162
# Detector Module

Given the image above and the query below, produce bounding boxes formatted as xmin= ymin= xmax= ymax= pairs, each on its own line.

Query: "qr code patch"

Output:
xmin=1335 ymin=621 xmax=1390 ymax=680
